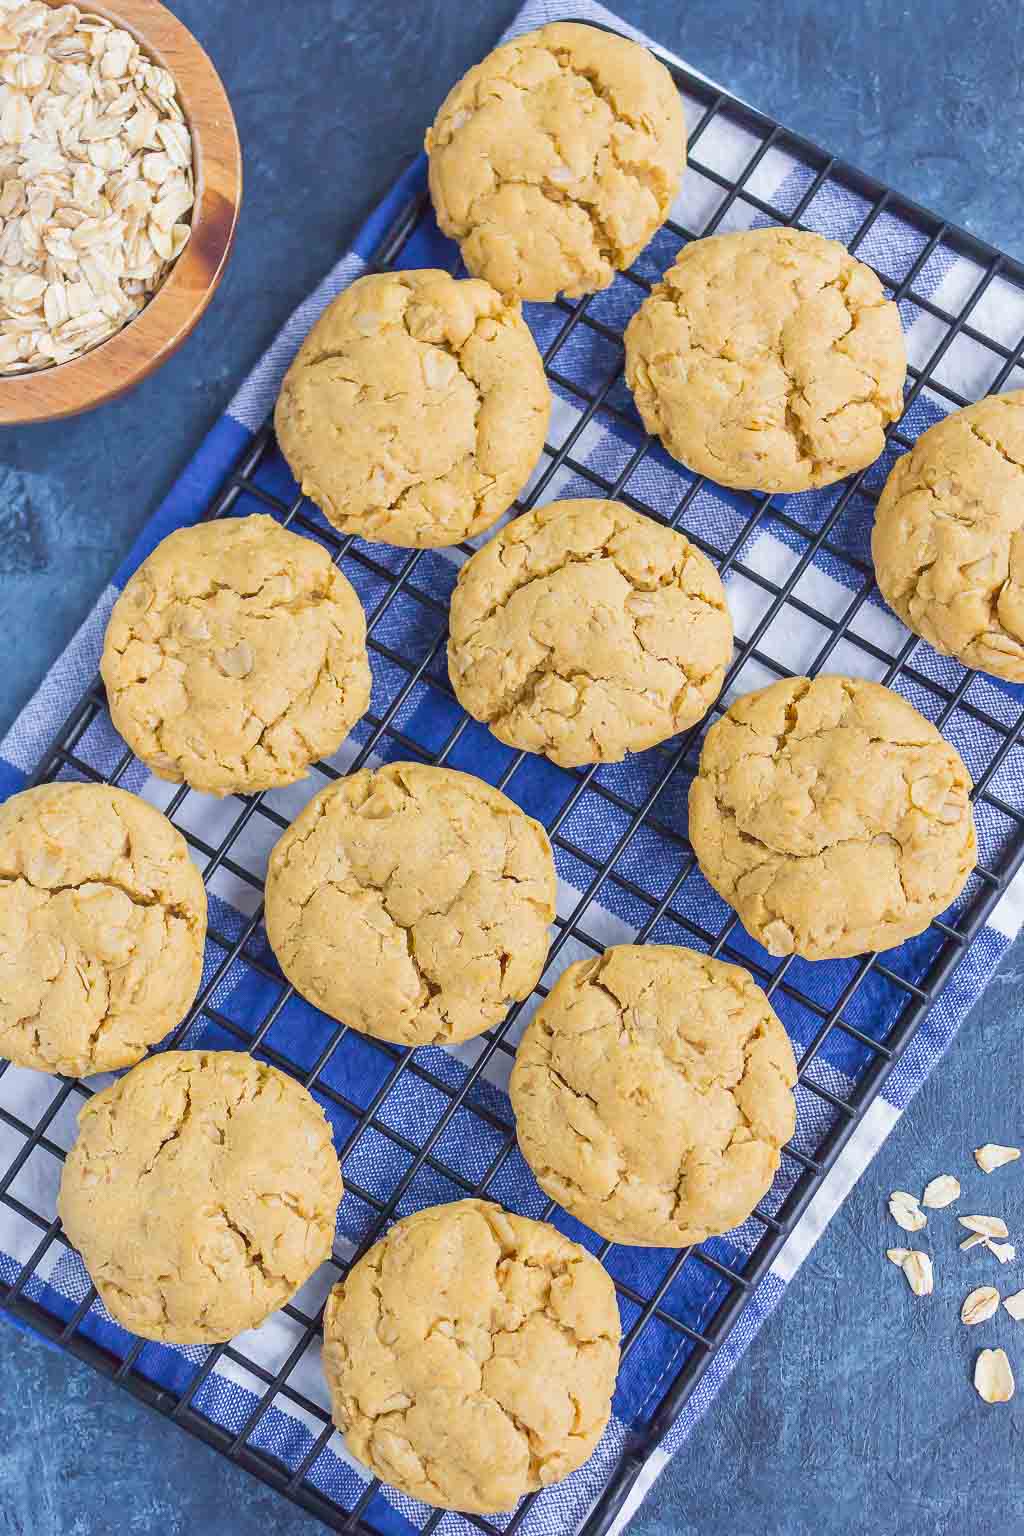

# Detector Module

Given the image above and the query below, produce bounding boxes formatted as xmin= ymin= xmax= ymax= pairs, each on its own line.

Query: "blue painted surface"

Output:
xmin=2 ymin=1 xmax=1024 ymax=1531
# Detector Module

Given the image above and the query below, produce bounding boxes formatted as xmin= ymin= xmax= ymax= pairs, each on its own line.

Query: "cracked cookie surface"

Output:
xmin=321 ymin=1199 xmax=619 ymax=1513
xmin=689 ymin=675 xmax=976 ymax=961
xmin=447 ymin=498 xmax=732 ymax=767
xmin=511 ymin=944 xmax=797 ymax=1246
xmin=274 ymin=270 xmax=550 ymax=547
xmin=425 ymin=22 xmax=685 ymax=301
xmin=624 ymin=228 xmax=907 ymax=491
xmin=101 ymin=514 xmax=370 ymax=796
xmin=264 ymin=763 xmax=556 ymax=1047
xmin=0 ymin=783 xmax=206 ymax=1077
xmin=58 ymin=1050 xmax=343 ymax=1344
xmin=872 ymin=391 xmax=1024 ymax=680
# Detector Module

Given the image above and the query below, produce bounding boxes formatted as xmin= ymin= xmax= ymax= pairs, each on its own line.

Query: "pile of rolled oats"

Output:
xmin=0 ymin=1 xmax=194 ymax=374
xmin=885 ymin=1141 xmax=1021 ymax=1405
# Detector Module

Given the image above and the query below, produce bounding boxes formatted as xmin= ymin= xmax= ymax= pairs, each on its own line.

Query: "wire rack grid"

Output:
xmin=4 ymin=33 xmax=1024 ymax=1536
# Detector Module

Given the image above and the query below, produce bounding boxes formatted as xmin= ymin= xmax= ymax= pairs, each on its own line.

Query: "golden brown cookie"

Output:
xmin=0 ymin=783 xmax=206 ymax=1077
xmin=688 ymin=675 xmax=977 ymax=960
xmin=447 ymin=498 xmax=732 ymax=767
xmin=274 ymin=270 xmax=550 ymax=547
xmin=264 ymin=763 xmax=555 ymax=1047
xmin=872 ymin=391 xmax=1024 ymax=680
xmin=511 ymin=944 xmax=797 ymax=1246
xmin=425 ymin=22 xmax=685 ymax=301
xmin=321 ymin=1199 xmax=619 ymax=1512
xmin=624 ymin=228 xmax=907 ymax=491
xmin=58 ymin=1050 xmax=343 ymax=1344
xmin=101 ymin=514 xmax=370 ymax=796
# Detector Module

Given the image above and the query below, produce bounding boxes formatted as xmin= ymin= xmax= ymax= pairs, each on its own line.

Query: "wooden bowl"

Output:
xmin=0 ymin=0 xmax=242 ymax=425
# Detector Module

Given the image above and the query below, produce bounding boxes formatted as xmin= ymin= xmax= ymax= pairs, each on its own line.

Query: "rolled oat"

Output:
xmin=0 ymin=2 xmax=194 ymax=374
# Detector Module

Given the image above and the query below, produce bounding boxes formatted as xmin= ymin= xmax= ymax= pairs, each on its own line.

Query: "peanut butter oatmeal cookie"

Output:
xmin=872 ymin=390 xmax=1024 ymax=680
xmin=426 ymin=22 xmax=685 ymax=301
xmin=0 ymin=783 xmax=205 ymax=1077
xmin=447 ymin=498 xmax=732 ymax=767
xmin=688 ymin=675 xmax=976 ymax=960
xmin=321 ymin=1199 xmax=619 ymax=1512
xmin=511 ymin=944 xmax=797 ymax=1247
xmin=101 ymin=514 xmax=370 ymax=796
xmin=624 ymin=228 xmax=906 ymax=491
xmin=275 ymin=269 xmax=550 ymax=547
xmin=58 ymin=1050 xmax=343 ymax=1343
xmin=264 ymin=763 xmax=555 ymax=1047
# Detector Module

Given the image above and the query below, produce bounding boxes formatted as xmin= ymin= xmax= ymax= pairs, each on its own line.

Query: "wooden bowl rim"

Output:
xmin=0 ymin=0 xmax=242 ymax=424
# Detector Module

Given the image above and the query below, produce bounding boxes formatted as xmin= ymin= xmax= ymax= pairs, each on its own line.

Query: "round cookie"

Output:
xmin=321 ymin=1199 xmax=619 ymax=1512
xmin=688 ymin=675 xmax=977 ymax=961
xmin=447 ymin=498 xmax=733 ymax=767
xmin=872 ymin=391 xmax=1024 ymax=680
xmin=264 ymin=763 xmax=555 ymax=1047
xmin=58 ymin=1050 xmax=343 ymax=1344
xmin=101 ymin=514 xmax=370 ymax=796
xmin=510 ymin=944 xmax=797 ymax=1247
xmin=624 ymin=227 xmax=907 ymax=491
xmin=274 ymin=270 xmax=550 ymax=547
xmin=0 ymin=783 xmax=206 ymax=1077
xmin=425 ymin=22 xmax=685 ymax=301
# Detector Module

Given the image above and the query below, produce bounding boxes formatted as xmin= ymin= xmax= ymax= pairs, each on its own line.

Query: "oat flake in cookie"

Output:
xmin=688 ymin=675 xmax=976 ymax=961
xmin=0 ymin=782 xmax=206 ymax=1076
xmin=58 ymin=1051 xmax=343 ymax=1344
xmin=624 ymin=228 xmax=906 ymax=491
xmin=321 ymin=1200 xmax=620 ymax=1512
xmin=510 ymin=945 xmax=797 ymax=1247
xmin=100 ymin=514 xmax=370 ymax=796
xmin=264 ymin=763 xmax=556 ymax=1047
xmin=447 ymin=498 xmax=733 ymax=767
xmin=872 ymin=390 xmax=1024 ymax=681
xmin=275 ymin=269 xmax=550 ymax=548
xmin=425 ymin=22 xmax=685 ymax=301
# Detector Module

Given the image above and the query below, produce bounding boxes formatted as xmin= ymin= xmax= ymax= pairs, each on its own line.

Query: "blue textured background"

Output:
xmin=2 ymin=2 xmax=1023 ymax=1532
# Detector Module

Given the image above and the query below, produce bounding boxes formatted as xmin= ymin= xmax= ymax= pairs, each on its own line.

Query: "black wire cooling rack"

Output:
xmin=5 ymin=29 xmax=1024 ymax=1536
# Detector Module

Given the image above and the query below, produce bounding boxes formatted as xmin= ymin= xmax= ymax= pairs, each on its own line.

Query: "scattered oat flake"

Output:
xmin=900 ymin=1251 xmax=933 ymax=1297
xmin=960 ymin=1232 xmax=989 ymax=1251
xmin=0 ymin=5 xmax=194 ymax=374
xmin=958 ymin=1215 xmax=1010 ymax=1239
xmin=922 ymin=1175 xmax=961 ymax=1209
xmin=889 ymin=1190 xmax=927 ymax=1232
xmin=975 ymin=1145 xmax=1021 ymax=1174
xmin=886 ymin=1247 xmax=910 ymax=1265
xmin=962 ymin=1286 xmax=1001 ymax=1326
xmin=1004 ymin=1291 xmax=1024 ymax=1322
xmin=975 ymin=1348 xmax=1015 ymax=1404
xmin=985 ymin=1240 xmax=1016 ymax=1265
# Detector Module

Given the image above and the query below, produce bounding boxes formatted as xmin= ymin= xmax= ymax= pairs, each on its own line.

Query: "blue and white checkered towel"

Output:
xmin=4 ymin=2 xmax=1024 ymax=1532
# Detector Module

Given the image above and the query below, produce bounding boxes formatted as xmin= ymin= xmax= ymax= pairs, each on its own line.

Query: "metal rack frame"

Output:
xmin=4 ymin=37 xmax=1024 ymax=1536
